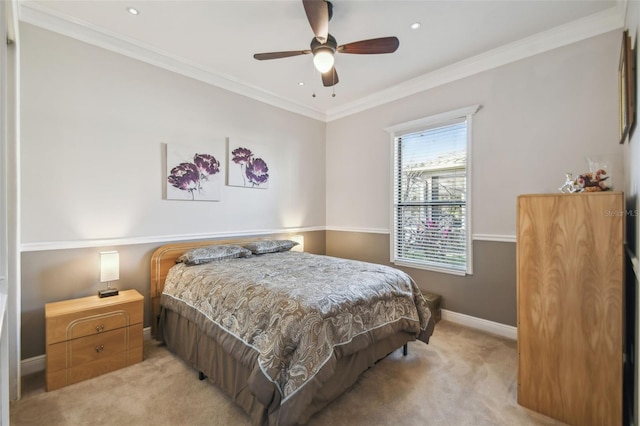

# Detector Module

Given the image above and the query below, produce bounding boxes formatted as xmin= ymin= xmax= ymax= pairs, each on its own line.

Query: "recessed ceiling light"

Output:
xmin=298 ymin=82 xmax=305 ymax=86
xmin=410 ymin=22 xmax=421 ymax=30
xmin=127 ymin=7 xmax=139 ymax=15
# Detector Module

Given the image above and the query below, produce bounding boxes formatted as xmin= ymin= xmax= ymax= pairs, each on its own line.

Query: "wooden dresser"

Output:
xmin=517 ymin=192 xmax=624 ymax=425
xmin=45 ymin=289 xmax=144 ymax=391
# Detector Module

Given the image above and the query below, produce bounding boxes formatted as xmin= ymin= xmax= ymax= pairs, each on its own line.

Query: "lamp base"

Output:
xmin=98 ymin=288 xmax=119 ymax=298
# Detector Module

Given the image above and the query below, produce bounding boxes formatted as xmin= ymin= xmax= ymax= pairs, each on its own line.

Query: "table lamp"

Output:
xmin=99 ymin=251 xmax=119 ymax=298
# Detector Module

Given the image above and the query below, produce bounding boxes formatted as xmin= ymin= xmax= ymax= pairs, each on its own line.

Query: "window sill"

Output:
xmin=392 ymin=260 xmax=468 ymax=276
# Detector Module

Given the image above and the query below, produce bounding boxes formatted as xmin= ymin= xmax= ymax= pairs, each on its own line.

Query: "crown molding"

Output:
xmin=18 ymin=2 xmax=328 ymax=122
xmin=325 ymin=4 xmax=625 ymax=121
xmin=19 ymin=2 xmax=624 ymax=123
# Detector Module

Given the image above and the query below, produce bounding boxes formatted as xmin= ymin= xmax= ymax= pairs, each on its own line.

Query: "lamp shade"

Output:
xmin=100 ymin=251 xmax=119 ymax=282
xmin=313 ymin=48 xmax=334 ymax=73
xmin=289 ymin=235 xmax=304 ymax=252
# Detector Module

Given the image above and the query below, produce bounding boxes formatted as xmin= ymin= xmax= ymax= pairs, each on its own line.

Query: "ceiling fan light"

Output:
xmin=313 ymin=49 xmax=334 ymax=73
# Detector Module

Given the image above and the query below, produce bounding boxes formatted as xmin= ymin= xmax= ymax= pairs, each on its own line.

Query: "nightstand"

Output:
xmin=45 ymin=289 xmax=144 ymax=391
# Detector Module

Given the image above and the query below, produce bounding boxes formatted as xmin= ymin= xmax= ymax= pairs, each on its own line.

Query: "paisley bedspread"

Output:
xmin=161 ymin=251 xmax=434 ymax=422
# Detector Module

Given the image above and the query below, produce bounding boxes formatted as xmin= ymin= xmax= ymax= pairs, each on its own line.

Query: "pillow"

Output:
xmin=242 ymin=239 xmax=298 ymax=255
xmin=176 ymin=244 xmax=252 ymax=265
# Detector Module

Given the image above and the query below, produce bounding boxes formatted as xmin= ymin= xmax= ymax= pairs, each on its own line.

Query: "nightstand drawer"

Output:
xmin=47 ymin=352 xmax=129 ymax=390
xmin=47 ymin=324 xmax=143 ymax=374
xmin=66 ymin=309 xmax=131 ymax=340
xmin=45 ymin=289 xmax=144 ymax=391
xmin=46 ymin=300 xmax=142 ymax=345
xmin=47 ymin=328 xmax=126 ymax=372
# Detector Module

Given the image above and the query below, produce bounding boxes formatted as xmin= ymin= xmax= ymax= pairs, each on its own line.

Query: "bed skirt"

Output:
xmin=159 ymin=307 xmax=413 ymax=425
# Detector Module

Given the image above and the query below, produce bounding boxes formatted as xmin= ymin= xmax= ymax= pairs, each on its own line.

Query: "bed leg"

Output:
xmin=198 ymin=371 xmax=207 ymax=381
xmin=403 ymin=343 xmax=408 ymax=356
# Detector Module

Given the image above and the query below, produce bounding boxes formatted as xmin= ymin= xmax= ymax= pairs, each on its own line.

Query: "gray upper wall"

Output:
xmin=20 ymin=23 xmax=327 ymax=247
xmin=22 ymin=24 xmax=623 ymax=249
xmin=326 ymin=30 xmax=623 ymax=237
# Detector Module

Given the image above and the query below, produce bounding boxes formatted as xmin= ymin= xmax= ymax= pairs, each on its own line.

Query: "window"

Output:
xmin=386 ymin=105 xmax=480 ymax=275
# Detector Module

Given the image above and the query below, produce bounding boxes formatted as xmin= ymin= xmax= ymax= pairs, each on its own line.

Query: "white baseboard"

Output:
xmin=441 ymin=309 xmax=517 ymax=340
xmin=21 ymin=354 xmax=45 ymax=377
xmin=21 ymin=327 xmax=152 ymax=376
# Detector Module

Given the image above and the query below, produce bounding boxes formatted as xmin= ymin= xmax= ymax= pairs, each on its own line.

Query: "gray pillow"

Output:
xmin=176 ymin=244 xmax=252 ymax=265
xmin=242 ymin=239 xmax=298 ymax=255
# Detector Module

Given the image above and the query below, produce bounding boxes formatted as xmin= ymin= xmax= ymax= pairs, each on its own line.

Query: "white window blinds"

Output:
xmin=393 ymin=119 xmax=469 ymax=274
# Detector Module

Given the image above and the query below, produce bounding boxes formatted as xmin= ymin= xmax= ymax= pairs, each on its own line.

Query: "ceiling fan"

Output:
xmin=253 ymin=0 xmax=400 ymax=87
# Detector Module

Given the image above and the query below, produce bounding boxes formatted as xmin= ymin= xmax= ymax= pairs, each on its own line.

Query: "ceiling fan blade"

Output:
xmin=322 ymin=67 xmax=339 ymax=87
xmin=253 ymin=50 xmax=311 ymax=60
xmin=303 ymin=0 xmax=329 ymax=43
xmin=337 ymin=37 xmax=399 ymax=54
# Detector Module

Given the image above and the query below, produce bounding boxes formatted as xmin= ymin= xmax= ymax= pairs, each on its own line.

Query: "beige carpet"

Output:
xmin=11 ymin=321 xmax=564 ymax=426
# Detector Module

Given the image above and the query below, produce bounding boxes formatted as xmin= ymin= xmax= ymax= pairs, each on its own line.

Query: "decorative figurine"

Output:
xmin=559 ymin=172 xmax=579 ymax=193
xmin=575 ymin=169 xmax=610 ymax=192
xmin=559 ymin=169 xmax=611 ymax=193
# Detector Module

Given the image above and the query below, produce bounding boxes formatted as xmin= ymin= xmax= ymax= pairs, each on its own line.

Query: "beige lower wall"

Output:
xmin=22 ymin=230 xmax=513 ymax=359
xmin=20 ymin=231 xmax=326 ymax=359
xmin=326 ymin=231 xmax=516 ymax=327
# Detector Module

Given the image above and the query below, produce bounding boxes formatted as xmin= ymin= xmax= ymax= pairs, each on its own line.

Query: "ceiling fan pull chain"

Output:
xmin=312 ymin=64 xmax=317 ymax=97
xmin=332 ymin=70 xmax=336 ymax=97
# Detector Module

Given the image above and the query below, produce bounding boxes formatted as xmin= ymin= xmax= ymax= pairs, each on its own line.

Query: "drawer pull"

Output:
xmin=95 ymin=345 xmax=104 ymax=353
xmin=95 ymin=324 xmax=105 ymax=333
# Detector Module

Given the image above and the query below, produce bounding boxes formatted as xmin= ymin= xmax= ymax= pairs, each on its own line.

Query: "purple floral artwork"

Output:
xmin=231 ymin=148 xmax=252 ymax=165
xmin=246 ymin=158 xmax=269 ymax=185
xmin=167 ymin=162 xmax=199 ymax=195
xmin=166 ymin=144 xmax=223 ymax=201
xmin=228 ymin=144 xmax=270 ymax=189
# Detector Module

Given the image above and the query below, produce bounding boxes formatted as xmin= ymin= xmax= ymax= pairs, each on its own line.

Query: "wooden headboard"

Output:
xmin=149 ymin=238 xmax=264 ymax=338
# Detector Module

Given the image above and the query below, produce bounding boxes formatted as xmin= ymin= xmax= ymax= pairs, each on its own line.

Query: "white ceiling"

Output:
xmin=20 ymin=0 xmax=623 ymax=120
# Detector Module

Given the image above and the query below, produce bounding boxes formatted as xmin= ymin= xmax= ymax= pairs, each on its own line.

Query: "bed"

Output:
xmin=150 ymin=239 xmax=435 ymax=426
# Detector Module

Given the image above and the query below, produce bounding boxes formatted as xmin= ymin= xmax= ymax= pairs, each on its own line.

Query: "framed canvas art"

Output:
xmin=227 ymin=139 xmax=270 ymax=189
xmin=619 ymin=29 xmax=636 ymax=143
xmin=166 ymin=143 xmax=223 ymax=201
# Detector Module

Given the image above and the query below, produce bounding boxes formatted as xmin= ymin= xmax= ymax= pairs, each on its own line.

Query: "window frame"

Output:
xmin=385 ymin=105 xmax=480 ymax=275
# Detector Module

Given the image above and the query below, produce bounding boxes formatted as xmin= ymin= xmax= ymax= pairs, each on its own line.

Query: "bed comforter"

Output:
xmin=161 ymin=251 xmax=434 ymax=424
